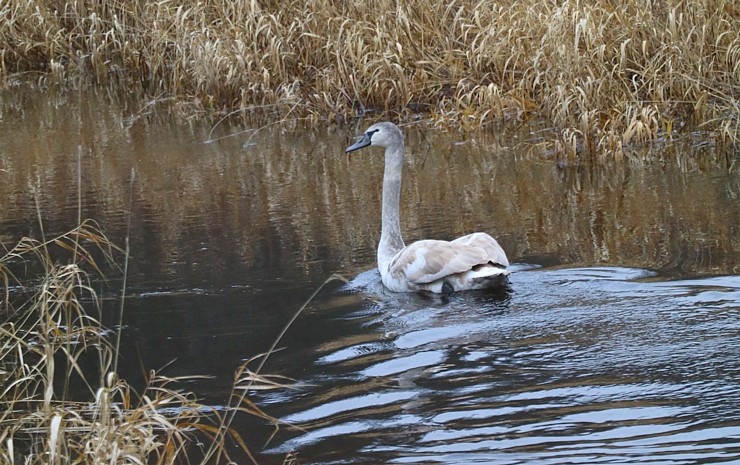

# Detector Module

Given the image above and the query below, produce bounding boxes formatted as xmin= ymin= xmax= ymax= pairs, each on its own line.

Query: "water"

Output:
xmin=1 ymin=84 xmax=739 ymax=464
xmin=263 ymin=268 xmax=740 ymax=464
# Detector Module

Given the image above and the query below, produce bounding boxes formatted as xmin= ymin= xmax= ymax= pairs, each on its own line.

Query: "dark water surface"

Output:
xmin=1 ymin=85 xmax=739 ymax=464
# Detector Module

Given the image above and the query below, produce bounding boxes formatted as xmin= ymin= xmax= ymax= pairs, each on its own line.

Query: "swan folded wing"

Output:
xmin=452 ymin=232 xmax=509 ymax=267
xmin=388 ymin=240 xmax=492 ymax=284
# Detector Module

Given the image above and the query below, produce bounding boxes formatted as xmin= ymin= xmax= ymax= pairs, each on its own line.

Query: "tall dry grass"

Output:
xmin=0 ymin=0 xmax=738 ymax=157
xmin=0 ymin=221 xmax=280 ymax=464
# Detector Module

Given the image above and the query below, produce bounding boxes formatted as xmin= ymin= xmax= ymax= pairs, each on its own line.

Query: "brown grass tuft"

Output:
xmin=0 ymin=223 xmax=277 ymax=464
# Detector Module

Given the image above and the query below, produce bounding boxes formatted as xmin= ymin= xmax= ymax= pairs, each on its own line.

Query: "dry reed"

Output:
xmin=1 ymin=0 xmax=738 ymax=158
xmin=0 ymin=222 xmax=278 ymax=464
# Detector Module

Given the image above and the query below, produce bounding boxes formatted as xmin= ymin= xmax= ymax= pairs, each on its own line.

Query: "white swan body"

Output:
xmin=345 ymin=122 xmax=510 ymax=294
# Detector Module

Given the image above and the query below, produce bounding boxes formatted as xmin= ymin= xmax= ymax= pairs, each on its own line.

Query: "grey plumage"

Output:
xmin=346 ymin=122 xmax=510 ymax=293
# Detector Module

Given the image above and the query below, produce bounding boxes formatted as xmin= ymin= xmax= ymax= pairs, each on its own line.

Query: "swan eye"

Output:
xmin=367 ymin=129 xmax=379 ymax=139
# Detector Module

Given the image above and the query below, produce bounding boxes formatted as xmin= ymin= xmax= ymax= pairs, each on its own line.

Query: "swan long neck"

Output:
xmin=378 ymin=144 xmax=405 ymax=267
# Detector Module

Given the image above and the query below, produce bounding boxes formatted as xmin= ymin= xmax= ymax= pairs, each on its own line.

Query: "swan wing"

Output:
xmin=452 ymin=232 xmax=509 ymax=267
xmin=388 ymin=240 xmax=491 ymax=284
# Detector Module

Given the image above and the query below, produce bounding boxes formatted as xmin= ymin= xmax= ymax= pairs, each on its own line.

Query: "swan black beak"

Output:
xmin=345 ymin=133 xmax=372 ymax=153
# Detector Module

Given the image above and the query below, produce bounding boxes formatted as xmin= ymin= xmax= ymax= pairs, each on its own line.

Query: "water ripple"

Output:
xmin=263 ymin=268 xmax=740 ymax=464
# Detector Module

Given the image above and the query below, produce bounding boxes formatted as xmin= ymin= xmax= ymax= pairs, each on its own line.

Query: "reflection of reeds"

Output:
xmin=1 ymin=88 xmax=738 ymax=284
xmin=1 ymin=0 xmax=737 ymax=157
xmin=0 ymin=222 xmax=278 ymax=463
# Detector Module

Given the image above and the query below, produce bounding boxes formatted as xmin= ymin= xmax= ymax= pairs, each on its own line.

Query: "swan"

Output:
xmin=345 ymin=122 xmax=510 ymax=294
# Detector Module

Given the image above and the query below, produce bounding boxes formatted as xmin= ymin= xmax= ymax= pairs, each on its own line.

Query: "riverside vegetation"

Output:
xmin=1 ymin=0 xmax=738 ymax=158
xmin=0 ymin=219 xmax=286 ymax=463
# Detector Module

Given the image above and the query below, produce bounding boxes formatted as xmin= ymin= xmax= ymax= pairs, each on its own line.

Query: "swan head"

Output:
xmin=345 ymin=122 xmax=404 ymax=153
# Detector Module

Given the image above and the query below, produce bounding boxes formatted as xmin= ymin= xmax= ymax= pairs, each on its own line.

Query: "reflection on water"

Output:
xmin=1 ymin=84 xmax=739 ymax=464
